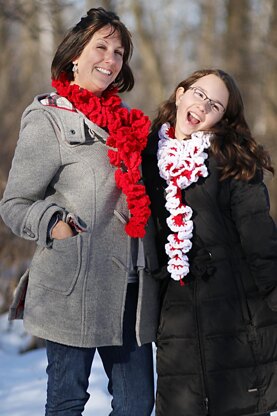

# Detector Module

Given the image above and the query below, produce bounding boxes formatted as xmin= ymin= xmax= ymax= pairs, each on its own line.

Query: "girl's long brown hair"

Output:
xmin=151 ymin=69 xmax=274 ymax=180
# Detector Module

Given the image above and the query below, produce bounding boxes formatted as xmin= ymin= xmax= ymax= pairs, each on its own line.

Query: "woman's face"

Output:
xmin=72 ymin=25 xmax=124 ymax=96
xmin=174 ymin=74 xmax=229 ymax=140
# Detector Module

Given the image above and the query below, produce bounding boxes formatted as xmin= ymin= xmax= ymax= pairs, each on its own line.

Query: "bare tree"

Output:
xmin=85 ymin=0 xmax=114 ymax=11
xmin=261 ymin=1 xmax=277 ymax=218
xmin=196 ymin=0 xmax=221 ymax=67
xmin=223 ymin=0 xmax=255 ymax=119
xmin=128 ymin=1 xmax=166 ymax=114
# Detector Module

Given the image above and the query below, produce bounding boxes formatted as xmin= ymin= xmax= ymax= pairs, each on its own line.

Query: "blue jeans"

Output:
xmin=45 ymin=283 xmax=154 ymax=416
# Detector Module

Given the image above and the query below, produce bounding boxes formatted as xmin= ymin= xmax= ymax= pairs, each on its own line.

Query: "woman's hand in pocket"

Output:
xmin=51 ymin=220 xmax=74 ymax=240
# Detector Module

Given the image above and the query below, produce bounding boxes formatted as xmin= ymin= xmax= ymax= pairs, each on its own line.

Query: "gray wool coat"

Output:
xmin=0 ymin=94 xmax=160 ymax=348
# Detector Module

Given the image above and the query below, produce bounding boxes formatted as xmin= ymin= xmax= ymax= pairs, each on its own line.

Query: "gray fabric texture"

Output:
xmin=0 ymin=94 xmax=160 ymax=347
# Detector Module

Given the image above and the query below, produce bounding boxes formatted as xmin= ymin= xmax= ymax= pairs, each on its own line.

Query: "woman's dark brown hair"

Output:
xmin=51 ymin=7 xmax=134 ymax=93
xmin=151 ymin=68 xmax=274 ymax=180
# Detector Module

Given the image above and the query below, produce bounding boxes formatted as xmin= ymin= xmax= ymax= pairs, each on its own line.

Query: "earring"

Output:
xmin=72 ymin=62 xmax=78 ymax=74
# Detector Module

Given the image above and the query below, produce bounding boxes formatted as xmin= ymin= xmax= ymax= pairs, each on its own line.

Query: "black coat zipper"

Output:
xmin=194 ymin=278 xmax=210 ymax=415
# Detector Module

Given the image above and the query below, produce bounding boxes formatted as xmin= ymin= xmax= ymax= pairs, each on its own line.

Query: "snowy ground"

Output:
xmin=0 ymin=314 xmax=155 ymax=416
xmin=0 ymin=314 xmax=276 ymax=416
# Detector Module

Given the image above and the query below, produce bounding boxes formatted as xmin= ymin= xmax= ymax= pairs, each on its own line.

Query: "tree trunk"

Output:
xmin=129 ymin=1 xmax=165 ymax=114
xmin=262 ymin=1 xmax=277 ymax=220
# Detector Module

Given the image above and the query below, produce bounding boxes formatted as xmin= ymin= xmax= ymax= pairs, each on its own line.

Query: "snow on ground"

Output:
xmin=0 ymin=314 xmax=154 ymax=416
xmin=0 ymin=313 xmax=276 ymax=416
xmin=0 ymin=347 xmax=112 ymax=415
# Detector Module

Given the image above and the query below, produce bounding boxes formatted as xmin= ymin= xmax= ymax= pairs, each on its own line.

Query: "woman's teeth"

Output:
xmin=96 ymin=67 xmax=112 ymax=75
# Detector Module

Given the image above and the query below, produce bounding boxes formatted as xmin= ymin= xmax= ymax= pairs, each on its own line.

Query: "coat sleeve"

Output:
xmin=229 ymin=172 xmax=277 ymax=310
xmin=0 ymin=107 xmax=65 ymax=247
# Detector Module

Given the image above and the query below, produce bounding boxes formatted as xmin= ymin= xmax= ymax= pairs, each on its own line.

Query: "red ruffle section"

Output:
xmin=52 ymin=76 xmax=151 ymax=238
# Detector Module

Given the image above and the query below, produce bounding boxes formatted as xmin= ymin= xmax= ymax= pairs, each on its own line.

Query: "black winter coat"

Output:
xmin=142 ymin=135 xmax=277 ymax=416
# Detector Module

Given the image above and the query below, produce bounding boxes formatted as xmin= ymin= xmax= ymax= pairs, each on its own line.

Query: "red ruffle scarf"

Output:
xmin=52 ymin=76 xmax=151 ymax=238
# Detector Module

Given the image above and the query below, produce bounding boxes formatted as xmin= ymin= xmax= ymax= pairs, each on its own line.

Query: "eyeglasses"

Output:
xmin=188 ymin=86 xmax=226 ymax=114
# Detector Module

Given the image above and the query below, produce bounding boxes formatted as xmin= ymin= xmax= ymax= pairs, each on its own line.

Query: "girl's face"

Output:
xmin=72 ymin=25 xmax=124 ymax=96
xmin=174 ymin=74 xmax=229 ymax=140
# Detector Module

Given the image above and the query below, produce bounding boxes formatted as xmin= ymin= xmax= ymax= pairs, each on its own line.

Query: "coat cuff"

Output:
xmin=21 ymin=202 xmax=65 ymax=247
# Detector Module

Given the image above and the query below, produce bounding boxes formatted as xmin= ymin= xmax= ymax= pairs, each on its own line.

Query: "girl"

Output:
xmin=142 ymin=69 xmax=277 ymax=416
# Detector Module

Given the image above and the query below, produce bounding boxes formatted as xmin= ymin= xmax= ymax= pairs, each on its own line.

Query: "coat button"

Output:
xmin=23 ymin=228 xmax=35 ymax=238
xmin=70 ymin=129 xmax=76 ymax=134
xmin=88 ymin=129 xmax=95 ymax=138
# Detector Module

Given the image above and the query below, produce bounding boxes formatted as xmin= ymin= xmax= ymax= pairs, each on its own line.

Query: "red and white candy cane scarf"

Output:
xmin=157 ymin=122 xmax=211 ymax=284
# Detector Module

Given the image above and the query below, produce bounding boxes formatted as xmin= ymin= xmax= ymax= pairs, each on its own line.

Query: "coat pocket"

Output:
xmin=8 ymin=268 xmax=29 ymax=320
xmin=30 ymin=233 xmax=82 ymax=295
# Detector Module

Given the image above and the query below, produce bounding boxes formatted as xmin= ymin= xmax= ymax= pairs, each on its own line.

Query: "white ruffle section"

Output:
xmin=157 ymin=122 xmax=211 ymax=282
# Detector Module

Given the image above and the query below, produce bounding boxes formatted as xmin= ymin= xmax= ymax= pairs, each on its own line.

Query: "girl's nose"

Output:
xmin=198 ymin=101 xmax=211 ymax=113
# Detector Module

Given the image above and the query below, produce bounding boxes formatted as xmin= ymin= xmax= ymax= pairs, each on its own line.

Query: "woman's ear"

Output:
xmin=175 ymin=87 xmax=185 ymax=106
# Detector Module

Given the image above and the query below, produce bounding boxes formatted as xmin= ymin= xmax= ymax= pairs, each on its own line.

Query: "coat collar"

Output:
xmin=35 ymin=94 xmax=109 ymax=145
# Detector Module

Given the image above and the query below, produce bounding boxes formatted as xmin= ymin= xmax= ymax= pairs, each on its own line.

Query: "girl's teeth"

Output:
xmin=188 ymin=112 xmax=200 ymax=125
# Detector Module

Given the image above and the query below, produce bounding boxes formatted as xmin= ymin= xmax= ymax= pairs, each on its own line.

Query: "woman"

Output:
xmin=0 ymin=8 xmax=160 ymax=416
xmin=142 ymin=69 xmax=277 ymax=415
